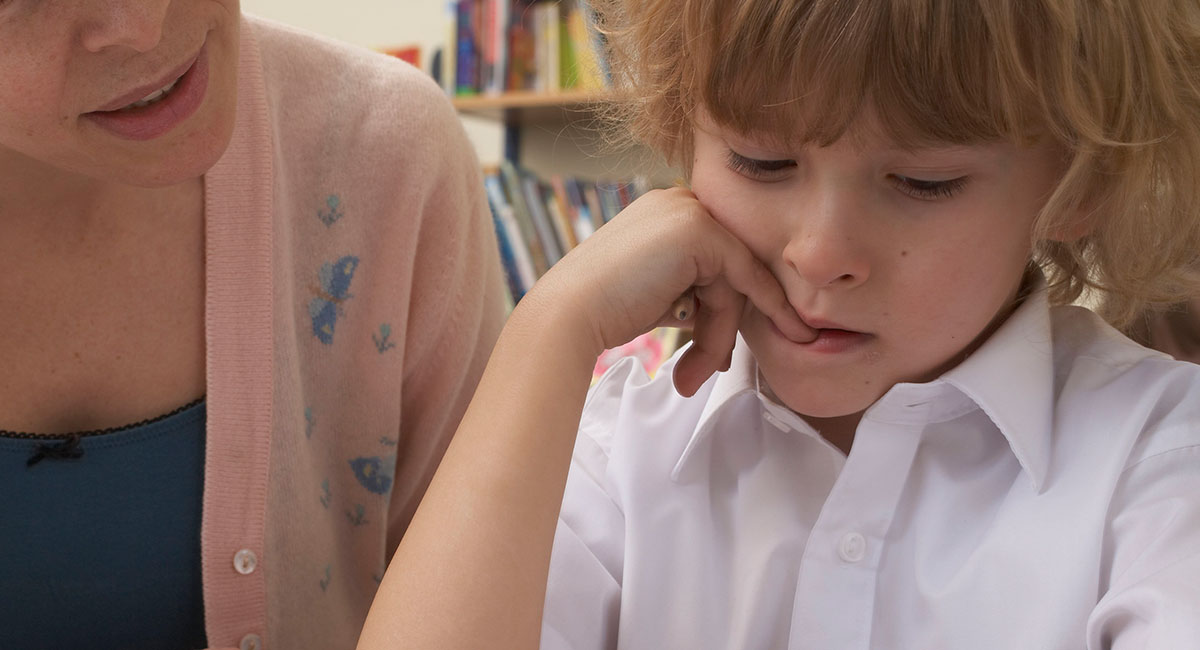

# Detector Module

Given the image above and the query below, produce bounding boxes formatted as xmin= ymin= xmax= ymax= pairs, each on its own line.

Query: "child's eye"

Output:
xmin=889 ymin=174 xmax=968 ymax=200
xmin=725 ymin=150 xmax=796 ymax=179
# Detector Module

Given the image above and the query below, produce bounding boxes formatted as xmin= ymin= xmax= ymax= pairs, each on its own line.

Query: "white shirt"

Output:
xmin=540 ymin=288 xmax=1200 ymax=649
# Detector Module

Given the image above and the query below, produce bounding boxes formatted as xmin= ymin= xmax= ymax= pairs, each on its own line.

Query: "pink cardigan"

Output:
xmin=201 ymin=15 xmax=506 ymax=650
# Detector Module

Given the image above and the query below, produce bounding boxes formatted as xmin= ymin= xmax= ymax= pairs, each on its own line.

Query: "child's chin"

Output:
xmin=764 ymin=377 xmax=883 ymax=420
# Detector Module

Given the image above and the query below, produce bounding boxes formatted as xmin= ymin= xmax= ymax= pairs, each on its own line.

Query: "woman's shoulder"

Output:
xmin=244 ymin=14 xmax=461 ymax=160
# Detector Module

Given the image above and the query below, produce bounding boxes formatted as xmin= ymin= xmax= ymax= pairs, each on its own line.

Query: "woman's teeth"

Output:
xmin=120 ymin=77 xmax=180 ymax=111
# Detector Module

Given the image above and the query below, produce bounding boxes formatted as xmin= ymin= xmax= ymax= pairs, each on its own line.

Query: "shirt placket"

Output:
xmin=786 ymin=395 xmax=932 ymax=650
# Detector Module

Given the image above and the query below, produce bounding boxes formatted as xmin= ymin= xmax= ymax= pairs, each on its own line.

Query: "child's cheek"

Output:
xmin=696 ymin=188 xmax=778 ymax=262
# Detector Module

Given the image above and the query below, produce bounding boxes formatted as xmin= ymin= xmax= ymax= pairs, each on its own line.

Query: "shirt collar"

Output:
xmin=670 ymin=335 xmax=764 ymax=482
xmin=672 ymin=278 xmax=1057 ymax=493
xmin=938 ymin=278 xmax=1055 ymax=492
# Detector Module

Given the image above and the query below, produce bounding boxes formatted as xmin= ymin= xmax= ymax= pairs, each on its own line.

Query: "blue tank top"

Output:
xmin=0 ymin=399 xmax=207 ymax=649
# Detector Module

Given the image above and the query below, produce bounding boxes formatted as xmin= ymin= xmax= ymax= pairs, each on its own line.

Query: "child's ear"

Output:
xmin=1044 ymin=205 xmax=1095 ymax=243
xmin=1046 ymin=218 xmax=1091 ymax=242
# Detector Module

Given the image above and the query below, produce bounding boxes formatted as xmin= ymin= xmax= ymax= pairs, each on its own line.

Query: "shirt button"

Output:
xmin=762 ymin=412 xmax=790 ymax=432
xmin=233 ymin=549 xmax=258 ymax=575
xmin=240 ymin=633 xmax=263 ymax=650
xmin=838 ymin=532 xmax=867 ymax=563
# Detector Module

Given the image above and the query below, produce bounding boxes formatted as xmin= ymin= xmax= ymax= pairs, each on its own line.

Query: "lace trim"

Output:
xmin=0 ymin=396 xmax=206 ymax=440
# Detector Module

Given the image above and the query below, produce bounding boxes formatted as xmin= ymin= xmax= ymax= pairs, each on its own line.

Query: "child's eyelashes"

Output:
xmin=888 ymin=174 xmax=969 ymax=201
xmin=725 ymin=150 xmax=796 ymax=179
xmin=724 ymin=148 xmax=970 ymax=200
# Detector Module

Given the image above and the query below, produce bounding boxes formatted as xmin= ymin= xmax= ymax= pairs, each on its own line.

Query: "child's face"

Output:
xmin=0 ymin=0 xmax=240 ymax=187
xmin=690 ymin=108 xmax=1064 ymax=422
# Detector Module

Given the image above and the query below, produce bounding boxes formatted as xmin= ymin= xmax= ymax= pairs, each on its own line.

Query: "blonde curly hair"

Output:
xmin=591 ymin=0 xmax=1200 ymax=329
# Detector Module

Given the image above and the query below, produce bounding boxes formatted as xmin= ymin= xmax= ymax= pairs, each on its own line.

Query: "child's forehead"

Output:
xmin=694 ymin=101 xmax=1008 ymax=154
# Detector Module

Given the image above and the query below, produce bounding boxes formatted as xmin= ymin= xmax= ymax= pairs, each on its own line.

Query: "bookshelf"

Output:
xmin=445 ymin=0 xmax=685 ymax=376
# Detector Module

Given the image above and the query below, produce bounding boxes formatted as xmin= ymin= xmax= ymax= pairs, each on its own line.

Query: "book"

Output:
xmin=443 ymin=1 xmax=457 ymax=95
xmin=455 ymin=0 xmax=479 ymax=96
xmin=484 ymin=174 xmax=538 ymax=295
xmin=579 ymin=0 xmax=611 ymax=85
xmin=486 ymin=197 xmax=524 ymax=301
xmin=381 ymin=45 xmax=420 ymax=68
xmin=595 ymin=181 xmax=622 ymax=222
xmin=508 ymin=0 xmax=538 ymax=92
xmin=521 ymin=173 xmax=564 ymax=265
xmin=444 ymin=0 xmax=611 ymax=95
xmin=582 ymin=181 xmax=606 ymax=229
xmin=563 ymin=0 xmax=606 ymax=90
xmin=542 ymin=1 xmax=561 ymax=93
xmin=546 ymin=176 xmax=580 ymax=250
xmin=479 ymin=165 xmax=662 ymax=309
xmin=562 ymin=177 xmax=596 ymax=243
xmin=499 ymin=160 xmax=550 ymax=276
xmin=487 ymin=0 xmax=510 ymax=95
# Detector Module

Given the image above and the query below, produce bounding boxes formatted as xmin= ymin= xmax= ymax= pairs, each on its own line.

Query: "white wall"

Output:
xmin=241 ymin=0 xmax=504 ymax=164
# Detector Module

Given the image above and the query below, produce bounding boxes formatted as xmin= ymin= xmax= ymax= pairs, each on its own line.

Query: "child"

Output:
xmin=358 ymin=0 xmax=1200 ymax=648
xmin=0 ymin=2 xmax=506 ymax=649
xmin=1135 ymin=298 xmax=1200 ymax=364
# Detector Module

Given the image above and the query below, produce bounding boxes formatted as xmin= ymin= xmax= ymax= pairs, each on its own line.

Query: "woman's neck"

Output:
xmin=0 ymin=149 xmax=202 ymax=245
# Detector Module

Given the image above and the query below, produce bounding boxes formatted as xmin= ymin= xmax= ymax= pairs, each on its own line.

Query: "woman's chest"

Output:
xmin=0 ymin=209 xmax=206 ymax=435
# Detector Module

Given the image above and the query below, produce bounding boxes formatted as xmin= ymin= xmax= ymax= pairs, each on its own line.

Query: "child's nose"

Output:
xmin=781 ymin=193 xmax=871 ymax=290
xmin=77 ymin=0 xmax=170 ymax=53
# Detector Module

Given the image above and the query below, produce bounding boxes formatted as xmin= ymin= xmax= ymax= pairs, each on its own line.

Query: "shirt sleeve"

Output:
xmin=384 ymin=76 xmax=509 ymax=554
xmin=540 ymin=369 xmax=633 ymax=650
xmin=1087 ymin=443 xmax=1200 ymax=648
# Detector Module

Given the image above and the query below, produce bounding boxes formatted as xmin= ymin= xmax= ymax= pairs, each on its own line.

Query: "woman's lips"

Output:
xmin=83 ymin=42 xmax=209 ymax=141
xmin=92 ymin=48 xmax=201 ymax=112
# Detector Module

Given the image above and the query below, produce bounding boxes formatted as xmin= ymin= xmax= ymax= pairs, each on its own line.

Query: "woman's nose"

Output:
xmin=77 ymin=0 xmax=171 ymax=53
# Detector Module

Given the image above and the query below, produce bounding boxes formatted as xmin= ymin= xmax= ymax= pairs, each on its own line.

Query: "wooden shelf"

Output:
xmin=453 ymin=90 xmax=612 ymax=124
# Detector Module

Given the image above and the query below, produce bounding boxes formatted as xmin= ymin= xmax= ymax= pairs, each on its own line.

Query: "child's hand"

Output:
xmin=526 ymin=187 xmax=815 ymax=396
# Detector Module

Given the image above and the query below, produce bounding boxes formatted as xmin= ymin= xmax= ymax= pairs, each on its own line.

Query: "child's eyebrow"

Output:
xmin=883 ymin=142 xmax=1007 ymax=159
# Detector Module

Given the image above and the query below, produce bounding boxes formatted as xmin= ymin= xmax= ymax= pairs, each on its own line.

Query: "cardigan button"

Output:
xmin=234 ymin=549 xmax=258 ymax=575
xmin=240 ymin=633 xmax=263 ymax=650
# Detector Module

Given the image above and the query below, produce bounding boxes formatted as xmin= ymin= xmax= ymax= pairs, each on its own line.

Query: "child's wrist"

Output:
xmin=508 ymin=283 xmax=608 ymax=364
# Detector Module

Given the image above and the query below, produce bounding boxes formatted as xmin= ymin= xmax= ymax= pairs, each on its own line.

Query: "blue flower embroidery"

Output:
xmin=319 ymin=564 xmax=332 ymax=592
xmin=373 ymin=323 xmax=396 ymax=353
xmin=349 ymin=456 xmax=394 ymax=495
xmin=318 ymin=195 xmax=344 ymax=227
xmin=309 ymin=255 xmax=360 ymax=344
xmin=346 ymin=503 xmax=369 ymax=527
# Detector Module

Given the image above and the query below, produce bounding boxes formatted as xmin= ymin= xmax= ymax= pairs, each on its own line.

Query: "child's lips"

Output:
xmin=777 ymin=315 xmax=820 ymax=344
xmin=777 ymin=311 xmax=871 ymax=348
xmin=798 ymin=313 xmax=856 ymax=332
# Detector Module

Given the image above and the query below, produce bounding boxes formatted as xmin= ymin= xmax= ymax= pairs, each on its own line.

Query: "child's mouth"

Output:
xmin=773 ymin=312 xmax=871 ymax=352
xmin=797 ymin=326 xmax=872 ymax=353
